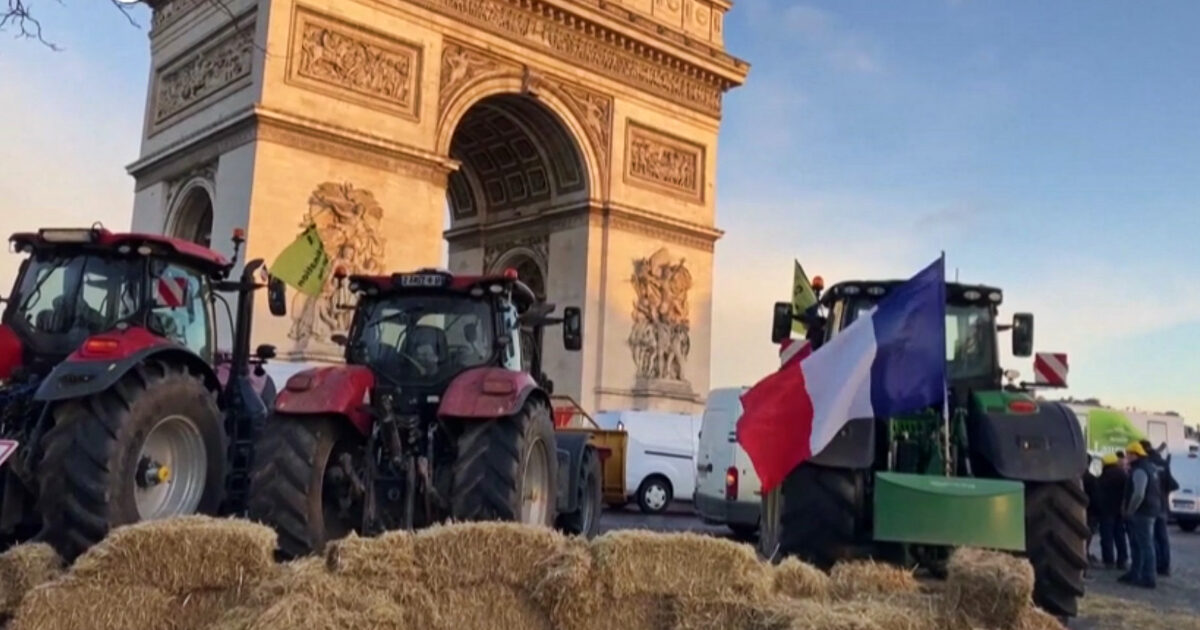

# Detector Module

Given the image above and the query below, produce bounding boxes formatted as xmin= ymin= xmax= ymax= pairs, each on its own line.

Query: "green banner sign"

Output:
xmin=1085 ymin=408 xmax=1145 ymax=454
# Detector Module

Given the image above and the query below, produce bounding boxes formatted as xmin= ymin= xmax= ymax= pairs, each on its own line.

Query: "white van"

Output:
xmin=1169 ymin=439 xmax=1200 ymax=531
xmin=592 ymin=410 xmax=700 ymax=514
xmin=694 ymin=387 xmax=761 ymax=537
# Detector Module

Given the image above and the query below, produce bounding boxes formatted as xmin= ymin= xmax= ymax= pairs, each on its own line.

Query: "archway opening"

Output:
xmin=170 ymin=187 xmax=214 ymax=248
xmin=445 ymin=93 xmax=588 ymax=234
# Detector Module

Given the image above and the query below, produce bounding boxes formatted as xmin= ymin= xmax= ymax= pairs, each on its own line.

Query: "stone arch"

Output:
xmin=436 ymin=74 xmax=606 ymax=216
xmin=166 ymin=182 xmax=215 ymax=248
xmin=492 ymin=249 xmax=546 ymax=299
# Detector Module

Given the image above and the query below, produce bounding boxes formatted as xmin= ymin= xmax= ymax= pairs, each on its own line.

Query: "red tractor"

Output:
xmin=0 ymin=226 xmax=287 ymax=559
xmin=246 ymin=268 xmax=604 ymax=558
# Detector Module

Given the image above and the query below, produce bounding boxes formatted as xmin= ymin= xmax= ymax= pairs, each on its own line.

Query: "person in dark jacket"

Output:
xmin=1097 ymin=453 xmax=1129 ymax=569
xmin=1120 ymin=441 xmax=1161 ymax=588
xmin=1083 ymin=455 xmax=1101 ymax=569
xmin=1141 ymin=439 xmax=1179 ymax=577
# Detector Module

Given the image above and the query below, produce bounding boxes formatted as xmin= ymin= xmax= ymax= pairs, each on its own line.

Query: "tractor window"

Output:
xmin=945 ymin=304 xmax=995 ymax=380
xmin=354 ymin=295 xmax=495 ymax=382
xmin=12 ymin=254 xmax=143 ymax=349
xmin=148 ymin=262 xmax=213 ymax=359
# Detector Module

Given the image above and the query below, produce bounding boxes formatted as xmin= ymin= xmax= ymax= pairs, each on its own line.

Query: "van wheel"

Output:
xmin=636 ymin=476 xmax=672 ymax=514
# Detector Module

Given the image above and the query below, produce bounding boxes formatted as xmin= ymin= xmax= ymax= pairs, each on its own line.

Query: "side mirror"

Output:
xmin=268 ymin=276 xmax=287 ymax=317
xmin=771 ymin=302 xmax=793 ymax=344
xmin=255 ymin=344 xmax=277 ymax=360
xmin=1011 ymin=313 xmax=1034 ymax=357
xmin=331 ymin=333 xmax=349 ymax=347
xmin=562 ymin=306 xmax=582 ymax=351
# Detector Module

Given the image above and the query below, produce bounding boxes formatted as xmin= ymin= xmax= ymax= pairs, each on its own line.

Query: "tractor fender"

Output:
xmin=554 ymin=431 xmax=592 ymax=514
xmin=437 ymin=367 xmax=542 ymax=420
xmin=34 ymin=327 xmax=219 ymax=402
xmin=273 ymin=365 xmax=375 ymax=435
xmin=809 ymin=417 xmax=876 ymax=469
xmin=968 ymin=398 xmax=1087 ymax=482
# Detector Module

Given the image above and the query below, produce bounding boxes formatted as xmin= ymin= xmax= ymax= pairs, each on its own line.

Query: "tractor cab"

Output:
xmin=1 ymin=227 xmax=237 ymax=380
xmin=337 ymin=268 xmax=581 ymax=412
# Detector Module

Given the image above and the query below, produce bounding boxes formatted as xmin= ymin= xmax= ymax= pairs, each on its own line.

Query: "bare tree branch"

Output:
xmin=1 ymin=0 xmax=142 ymax=51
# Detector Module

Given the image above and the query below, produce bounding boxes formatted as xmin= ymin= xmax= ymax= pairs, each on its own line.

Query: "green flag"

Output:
xmin=271 ymin=224 xmax=332 ymax=297
xmin=791 ymin=260 xmax=817 ymax=335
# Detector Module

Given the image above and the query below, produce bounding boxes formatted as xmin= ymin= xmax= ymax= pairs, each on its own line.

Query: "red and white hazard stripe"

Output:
xmin=1034 ymin=352 xmax=1069 ymax=387
xmin=779 ymin=338 xmax=813 ymax=370
xmin=0 ymin=439 xmax=17 ymax=468
xmin=156 ymin=277 xmax=188 ymax=308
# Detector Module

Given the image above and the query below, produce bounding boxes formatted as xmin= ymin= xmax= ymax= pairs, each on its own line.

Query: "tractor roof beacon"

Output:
xmin=0 ymin=226 xmax=288 ymax=558
xmin=765 ymin=277 xmax=1087 ymax=621
xmin=246 ymin=267 xmax=603 ymax=559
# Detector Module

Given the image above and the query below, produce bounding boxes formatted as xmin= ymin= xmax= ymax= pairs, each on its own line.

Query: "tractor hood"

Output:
xmin=0 ymin=324 xmax=22 ymax=381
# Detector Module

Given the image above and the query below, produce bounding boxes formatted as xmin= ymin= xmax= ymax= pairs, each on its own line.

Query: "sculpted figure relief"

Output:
xmin=288 ymin=183 xmax=387 ymax=353
xmin=629 ymin=247 xmax=693 ymax=382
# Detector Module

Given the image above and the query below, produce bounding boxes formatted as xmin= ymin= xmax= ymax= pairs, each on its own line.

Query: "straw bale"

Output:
xmin=0 ymin=543 xmax=63 ymax=615
xmin=942 ymin=547 xmax=1034 ymax=629
xmin=172 ymin=588 xmax=255 ymax=630
xmin=590 ymin=530 xmax=772 ymax=601
xmin=71 ymin=515 xmax=276 ymax=593
xmin=557 ymin=595 xmax=674 ymax=630
xmin=529 ymin=539 xmax=599 ymax=630
xmin=831 ymin=595 xmax=943 ymax=630
xmin=829 ymin=560 xmax=919 ymax=599
xmin=774 ymin=599 xmax=883 ymax=630
xmin=220 ymin=592 xmax=410 ymax=630
xmin=8 ymin=579 xmax=176 ymax=630
xmin=671 ymin=598 xmax=794 ymax=630
xmin=413 ymin=521 xmax=567 ymax=590
xmin=772 ymin=557 xmax=831 ymax=600
xmin=426 ymin=583 xmax=553 ymax=630
xmin=1016 ymin=607 xmax=1065 ymax=630
xmin=324 ymin=530 xmax=418 ymax=580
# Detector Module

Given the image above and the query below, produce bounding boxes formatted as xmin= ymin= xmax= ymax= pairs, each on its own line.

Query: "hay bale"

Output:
xmin=71 ymin=516 xmax=276 ymax=593
xmin=671 ymin=598 xmax=794 ymax=630
xmin=222 ymin=592 xmax=410 ymax=630
xmin=829 ymin=560 xmax=919 ymax=599
xmin=172 ymin=588 xmax=255 ymax=630
xmin=774 ymin=599 xmax=883 ymax=630
xmin=942 ymin=547 xmax=1034 ymax=629
xmin=559 ymin=595 xmax=674 ymax=630
xmin=1016 ymin=607 xmax=1065 ymax=630
xmin=324 ymin=530 xmax=418 ymax=580
xmin=427 ymin=583 xmax=553 ymax=630
xmin=772 ymin=557 xmax=830 ymax=600
xmin=590 ymin=530 xmax=772 ymax=601
xmin=9 ymin=579 xmax=176 ymax=630
xmin=831 ymin=596 xmax=942 ymax=630
xmin=413 ymin=521 xmax=567 ymax=590
xmin=529 ymin=539 xmax=599 ymax=630
xmin=0 ymin=543 xmax=63 ymax=615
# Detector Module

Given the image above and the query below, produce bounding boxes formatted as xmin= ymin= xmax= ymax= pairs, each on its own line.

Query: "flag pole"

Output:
xmin=940 ymin=251 xmax=951 ymax=477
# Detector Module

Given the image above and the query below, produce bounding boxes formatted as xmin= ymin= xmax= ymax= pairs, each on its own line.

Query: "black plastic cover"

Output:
xmin=810 ymin=417 xmax=876 ymax=469
xmin=968 ymin=400 xmax=1086 ymax=482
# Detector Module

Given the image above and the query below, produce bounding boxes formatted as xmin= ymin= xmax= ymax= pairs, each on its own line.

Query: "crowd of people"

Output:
xmin=1084 ymin=439 xmax=1180 ymax=589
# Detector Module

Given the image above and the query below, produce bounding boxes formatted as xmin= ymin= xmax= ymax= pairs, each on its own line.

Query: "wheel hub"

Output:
xmin=137 ymin=457 xmax=172 ymax=488
xmin=134 ymin=414 xmax=207 ymax=520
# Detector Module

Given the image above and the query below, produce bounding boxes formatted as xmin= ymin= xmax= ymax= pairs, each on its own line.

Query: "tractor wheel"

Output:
xmin=36 ymin=361 xmax=225 ymax=561
xmin=451 ymin=398 xmax=558 ymax=527
xmin=1025 ymin=479 xmax=1088 ymax=619
xmin=556 ymin=446 xmax=602 ymax=538
xmin=246 ymin=414 xmax=362 ymax=560
xmin=778 ymin=463 xmax=864 ymax=570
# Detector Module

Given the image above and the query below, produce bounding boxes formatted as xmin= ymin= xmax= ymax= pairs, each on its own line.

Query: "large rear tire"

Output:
xmin=1025 ymin=480 xmax=1088 ymax=618
xmin=36 ymin=361 xmax=226 ymax=561
xmin=556 ymin=446 xmax=602 ymax=538
xmin=451 ymin=397 xmax=558 ymax=527
xmin=246 ymin=414 xmax=361 ymax=560
xmin=778 ymin=463 xmax=864 ymax=570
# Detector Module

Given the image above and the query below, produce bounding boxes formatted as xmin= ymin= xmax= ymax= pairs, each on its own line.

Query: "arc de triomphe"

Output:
xmin=127 ymin=0 xmax=748 ymax=414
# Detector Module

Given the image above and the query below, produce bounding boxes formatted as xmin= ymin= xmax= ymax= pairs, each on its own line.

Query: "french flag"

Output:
xmin=737 ymin=258 xmax=947 ymax=493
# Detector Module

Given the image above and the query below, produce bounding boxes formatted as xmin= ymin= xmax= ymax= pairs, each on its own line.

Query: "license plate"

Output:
xmin=0 ymin=440 xmax=17 ymax=467
xmin=1173 ymin=500 xmax=1195 ymax=510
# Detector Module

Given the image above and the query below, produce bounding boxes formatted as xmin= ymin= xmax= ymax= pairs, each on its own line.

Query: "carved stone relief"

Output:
xmin=629 ymin=247 xmax=692 ymax=383
xmin=288 ymin=8 xmax=422 ymax=119
xmin=163 ymin=161 xmax=217 ymax=214
xmin=151 ymin=0 xmax=204 ymax=30
xmin=552 ymin=81 xmax=614 ymax=173
xmin=287 ymin=183 xmax=387 ymax=354
xmin=152 ymin=24 xmax=254 ymax=126
xmin=412 ymin=0 xmax=724 ymax=115
xmin=439 ymin=42 xmax=510 ymax=118
xmin=625 ymin=120 xmax=705 ymax=202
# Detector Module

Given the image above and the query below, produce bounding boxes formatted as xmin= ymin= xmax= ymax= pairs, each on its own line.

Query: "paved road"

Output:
xmin=599 ymin=504 xmax=1200 ymax=630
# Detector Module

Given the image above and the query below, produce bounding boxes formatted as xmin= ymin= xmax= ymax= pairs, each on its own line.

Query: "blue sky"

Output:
xmin=0 ymin=1 xmax=1196 ymax=421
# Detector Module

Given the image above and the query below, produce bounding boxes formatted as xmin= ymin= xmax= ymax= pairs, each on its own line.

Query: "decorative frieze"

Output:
xmin=483 ymin=233 xmax=550 ymax=272
xmin=624 ymin=120 xmax=705 ymax=202
xmin=288 ymin=7 xmax=423 ymax=120
xmin=152 ymin=23 xmax=254 ymax=127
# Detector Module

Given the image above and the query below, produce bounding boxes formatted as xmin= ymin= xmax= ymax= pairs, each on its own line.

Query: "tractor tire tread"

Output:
xmin=1026 ymin=479 xmax=1088 ymax=618
xmin=246 ymin=415 xmax=332 ymax=560
xmin=779 ymin=464 xmax=861 ymax=570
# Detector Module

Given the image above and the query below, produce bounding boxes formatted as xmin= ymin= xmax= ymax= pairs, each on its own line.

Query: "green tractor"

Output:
xmin=764 ymin=279 xmax=1088 ymax=619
